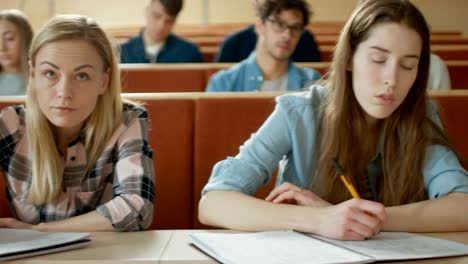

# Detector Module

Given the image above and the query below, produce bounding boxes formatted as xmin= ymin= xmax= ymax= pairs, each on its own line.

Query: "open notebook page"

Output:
xmin=190 ymin=230 xmax=372 ymax=264
xmin=308 ymin=232 xmax=468 ymax=262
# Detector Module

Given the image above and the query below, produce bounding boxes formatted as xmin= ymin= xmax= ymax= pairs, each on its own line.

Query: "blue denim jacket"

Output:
xmin=120 ymin=31 xmax=203 ymax=63
xmin=203 ymin=85 xmax=468 ymax=199
xmin=206 ymin=52 xmax=321 ymax=92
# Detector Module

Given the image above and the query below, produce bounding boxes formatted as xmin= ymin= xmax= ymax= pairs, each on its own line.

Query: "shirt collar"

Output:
xmin=67 ymin=128 xmax=86 ymax=148
xmin=244 ymin=51 xmax=295 ymax=84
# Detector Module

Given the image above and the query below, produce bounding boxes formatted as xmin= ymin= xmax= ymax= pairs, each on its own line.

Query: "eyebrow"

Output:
xmin=39 ymin=61 xmax=97 ymax=71
xmin=369 ymin=46 xmax=420 ymax=59
xmin=1 ymin=30 xmax=16 ymax=36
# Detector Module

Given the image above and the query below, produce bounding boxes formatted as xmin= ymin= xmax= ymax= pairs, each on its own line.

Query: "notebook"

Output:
xmin=0 ymin=228 xmax=90 ymax=261
xmin=190 ymin=230 xmax=468 ymax=264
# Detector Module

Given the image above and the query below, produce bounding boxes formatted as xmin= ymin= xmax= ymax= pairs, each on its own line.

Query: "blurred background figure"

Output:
xmin=428 ymin=53 xmax=451 ymax=90
xmin=216 ymin=0 xmax=320 ymax=63
xmin=207 ymin=0 xmax=321 ymax=92
xmin=120 ymin=0 xmax=203 ymax=63
xmin=0 ymin=9 xmax=33 ymax=95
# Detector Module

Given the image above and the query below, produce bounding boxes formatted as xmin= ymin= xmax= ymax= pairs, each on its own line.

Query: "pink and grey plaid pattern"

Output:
xmin=0 ymin=104 xmax=155 ymax=231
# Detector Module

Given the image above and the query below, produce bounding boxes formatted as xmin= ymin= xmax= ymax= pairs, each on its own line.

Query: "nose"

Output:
xmin=383 ymin=62 xmax=399 ymax=89
xmin=281 ymin=28 xmax=293 ymax=40
xmin=56 ymin=77 xmax=73 ymax=100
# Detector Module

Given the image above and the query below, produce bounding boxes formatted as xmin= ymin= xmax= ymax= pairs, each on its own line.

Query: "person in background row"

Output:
xmin=216 ymin=0 xmax=320 ymax=63
xmin=0 ymin=14 xmax=155 ymax=232
xmin=0 ymin=9 xmax=33 ymax=95
xmin=207 ymin=0 xmax=321 ymax=92
xmin=199 ymin=0 xmax=467 ymax=240
xmin=428 ymin=53 xmax=451 ymax=90
xmin=120 ymin=0 xmax=203 ymax=63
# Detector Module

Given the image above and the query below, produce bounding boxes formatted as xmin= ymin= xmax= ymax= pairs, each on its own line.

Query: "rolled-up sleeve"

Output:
xmin=97 ymin=110 xmax=155 ymax=231
xmin=202 ymin=96 xmax=293 ymax=196
xmin=424 ymin=144 xmax=468 ymax=198
xmin=424 ymin=101 xmax=468 ymax=198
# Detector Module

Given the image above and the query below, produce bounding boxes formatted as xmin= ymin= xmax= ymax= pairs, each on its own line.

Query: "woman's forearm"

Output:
xmin=384 ymin=192 xmax=468 ymax=232
xmin=34 ymin=210 xmax=113 ymax=232
xmin=198 ymin=190 xmax=320 ymax=233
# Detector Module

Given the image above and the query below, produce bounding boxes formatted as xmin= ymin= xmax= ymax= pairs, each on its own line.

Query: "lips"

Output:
xmin=276 ymin=41 xmax=291 ymax=50
xmin=375 ymin=93 xmax=395 ymax=105
xmin=52 ymin=106 xmax=76 ymax=112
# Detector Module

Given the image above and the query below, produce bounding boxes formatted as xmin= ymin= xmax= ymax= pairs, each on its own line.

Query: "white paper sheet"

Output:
xmin=190 ymin=230 xmax=372 ymax=264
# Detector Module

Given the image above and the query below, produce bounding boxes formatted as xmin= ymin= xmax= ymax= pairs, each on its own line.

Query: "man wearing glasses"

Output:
xmin=216 ymin=0 xmax=320 ymax=63
xmin=206 ymin=0 xmax=321 ymax=92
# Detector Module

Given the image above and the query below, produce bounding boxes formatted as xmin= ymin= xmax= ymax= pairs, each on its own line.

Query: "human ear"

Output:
xmin=254 ymin=18 xmax=264 ymax=36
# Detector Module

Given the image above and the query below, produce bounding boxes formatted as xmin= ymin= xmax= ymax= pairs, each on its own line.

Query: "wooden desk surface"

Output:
xmin=5 ymin=230 xmax=173 ymax=264
xmin=4 ymin=230 xmax=468 ymax=264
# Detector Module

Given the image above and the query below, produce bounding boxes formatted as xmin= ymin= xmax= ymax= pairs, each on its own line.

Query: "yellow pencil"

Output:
xmin=339 ymin=175 xmax=361 ymax=199
xmin=333 ymin=159 xmax=361 ymax=199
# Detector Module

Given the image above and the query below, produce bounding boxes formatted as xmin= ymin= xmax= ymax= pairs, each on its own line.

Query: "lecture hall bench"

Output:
xmin=0 ymin=90 xmax=466 ymax=230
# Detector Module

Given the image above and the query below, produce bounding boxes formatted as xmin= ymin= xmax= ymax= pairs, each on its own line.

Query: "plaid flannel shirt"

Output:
xmin=0 ymin=103 xmax=155 ymax=231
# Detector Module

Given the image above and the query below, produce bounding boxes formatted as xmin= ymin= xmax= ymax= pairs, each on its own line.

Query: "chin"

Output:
xmin=369 ymin=110 xmax=395 ymax=120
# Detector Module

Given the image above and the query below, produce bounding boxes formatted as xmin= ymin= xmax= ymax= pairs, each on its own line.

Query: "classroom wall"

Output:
xmin=1 ymin=0 xmax=467 ymax=36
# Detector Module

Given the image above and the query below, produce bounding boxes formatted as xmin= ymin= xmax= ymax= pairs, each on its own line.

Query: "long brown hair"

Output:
xmin=312 ymin=0 xmax=452 ymax=206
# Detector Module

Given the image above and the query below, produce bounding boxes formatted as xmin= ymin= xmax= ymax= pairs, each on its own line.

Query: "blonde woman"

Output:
xmin=199 ymin=0 xmax=468 ymax=240
xmin=0 ymin=14 xmax=154 ymax=232
xmin=0 ymin=9 xmax=33 ymax=95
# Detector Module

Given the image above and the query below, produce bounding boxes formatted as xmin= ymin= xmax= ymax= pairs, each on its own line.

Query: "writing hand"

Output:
xmin=316 ymin=198 xmax=386 ymax=240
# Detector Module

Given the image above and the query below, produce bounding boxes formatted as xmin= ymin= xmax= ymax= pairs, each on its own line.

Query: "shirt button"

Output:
xmin=71 ymin=156 xmax=76 ymax=161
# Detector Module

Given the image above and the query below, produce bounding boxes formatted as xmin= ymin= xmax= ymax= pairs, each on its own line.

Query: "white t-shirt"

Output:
xmin=145 ymin=42 xmax=165 ymax=63
xmin=259 ymin=74 xmax=288 ymax=92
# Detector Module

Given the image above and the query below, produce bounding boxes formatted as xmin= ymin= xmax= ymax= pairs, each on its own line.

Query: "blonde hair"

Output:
xmin=0 ymin=9 xmax=33 ymax=75
xmin=312 ymin=0 xmax=452 ymax=206
xmin=26 ymin=14 xmax=123 ymax=205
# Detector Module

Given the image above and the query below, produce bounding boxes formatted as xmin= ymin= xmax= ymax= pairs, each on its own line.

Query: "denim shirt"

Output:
xmin=202 ymin=85 xmax=468 ymax=199
xmin=120 ymin=30 xmax=204 ymax=63
xmin=206 ymin=52 xmax=321 ymax=92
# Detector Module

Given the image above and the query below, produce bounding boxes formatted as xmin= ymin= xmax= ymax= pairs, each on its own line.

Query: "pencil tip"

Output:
xmin=332 ymin=158 xmax=344 ymax=175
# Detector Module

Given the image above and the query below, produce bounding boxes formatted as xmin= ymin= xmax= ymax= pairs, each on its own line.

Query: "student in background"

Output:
xmin=216 ymin=0 xmax=320 ymax=63
xmin=0 ymin=15 xmax=154 ymax=232
xmin=120 ymin=0 xmax=203 ymax=63
xmin=199 ymin=0 xmax=468 ymax=240
xmin=428 ymin=53 xmax=451 ymax=90
xmin=0 ymin=9 xmax=33 ymax=95
xmin=206 ymin=0 xmax=321 ymax=92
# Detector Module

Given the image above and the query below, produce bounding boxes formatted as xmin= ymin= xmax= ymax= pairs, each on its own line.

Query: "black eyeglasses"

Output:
xmin=265 ymin=17 xmax=304 ymax=36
